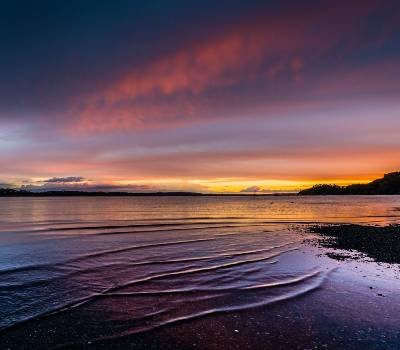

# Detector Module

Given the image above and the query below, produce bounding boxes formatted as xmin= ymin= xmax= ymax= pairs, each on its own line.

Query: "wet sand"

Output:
xmin=2 ymin=244 xmax=400 ymax=350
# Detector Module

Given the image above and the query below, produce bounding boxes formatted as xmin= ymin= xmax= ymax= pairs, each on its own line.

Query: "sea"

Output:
xmin=1 ymin=196 xmax=400 ymax=349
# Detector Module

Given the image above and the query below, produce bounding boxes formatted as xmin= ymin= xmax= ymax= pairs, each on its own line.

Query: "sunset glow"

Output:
xmin=1 ymin=0 xmax=399 ymax=192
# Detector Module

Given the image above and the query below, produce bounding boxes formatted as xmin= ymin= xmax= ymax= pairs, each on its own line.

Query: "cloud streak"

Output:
xmin=42 ymin=176 xmax=86 ymax=183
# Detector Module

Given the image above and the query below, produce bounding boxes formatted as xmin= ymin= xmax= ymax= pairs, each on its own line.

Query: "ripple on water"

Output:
xmin=0 ymin=212 xmax=345 ymax=346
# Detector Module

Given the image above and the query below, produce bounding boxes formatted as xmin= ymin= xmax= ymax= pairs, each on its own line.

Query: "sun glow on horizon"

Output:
xmin=111 ymin=177 xmax=374 ymax=193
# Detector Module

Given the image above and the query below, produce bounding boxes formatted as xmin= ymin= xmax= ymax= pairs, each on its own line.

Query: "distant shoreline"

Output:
xmin=0 ymin=190 xmax=297 ymax=197
xmin=2 ymin=171 xmax=400 ymax=197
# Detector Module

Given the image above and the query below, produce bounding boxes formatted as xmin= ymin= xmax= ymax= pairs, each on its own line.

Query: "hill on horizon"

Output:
xmin=299 ymin=172 xmax=400 ymax=195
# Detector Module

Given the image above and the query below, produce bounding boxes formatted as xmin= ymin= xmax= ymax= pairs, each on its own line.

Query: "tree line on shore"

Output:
xmin=299 ymin=172 xmax=400 ymax=195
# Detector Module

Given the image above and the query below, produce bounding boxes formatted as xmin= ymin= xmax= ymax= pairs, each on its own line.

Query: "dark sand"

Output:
xmin=309 ymin=224 xmax=400 ymax=263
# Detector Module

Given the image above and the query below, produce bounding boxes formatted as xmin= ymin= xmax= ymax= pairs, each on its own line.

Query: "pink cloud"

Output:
xmin=69 ymin=0 xmax=393 ymax=133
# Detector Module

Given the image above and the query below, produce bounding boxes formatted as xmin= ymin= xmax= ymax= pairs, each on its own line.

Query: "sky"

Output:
xmin=1 ymin=0 xmax=400 ymax=193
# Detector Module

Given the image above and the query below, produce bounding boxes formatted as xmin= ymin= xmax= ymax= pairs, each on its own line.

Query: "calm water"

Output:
xmin=0 ymin=196 xmax=400 ymax=348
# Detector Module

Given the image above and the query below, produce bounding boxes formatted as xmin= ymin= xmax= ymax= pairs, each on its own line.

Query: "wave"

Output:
xmin=0 ymin=237 xmax=216 ymax=277
xmin=0 ymin=244 xmax=301 ymax=333
xmin=102 ymin=268 xmax=320 ymax=297
xmin=56 ymin=268 xmax=336 ymax=349
xmin=19 ymin=220 xmax=267 ymax=233
xmin=0 ymin=242 xmax=298 ymax=293
xmin=43 ymin=246 xmax=296 ymax=311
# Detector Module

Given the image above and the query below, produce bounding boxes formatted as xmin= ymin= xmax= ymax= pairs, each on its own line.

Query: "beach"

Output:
xmin=1 ymin=196 xmax=400 ymax=349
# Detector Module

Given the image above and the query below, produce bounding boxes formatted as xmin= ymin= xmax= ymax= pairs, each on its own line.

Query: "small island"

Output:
xmin=299 ymin=172 xmax=400 ymax=195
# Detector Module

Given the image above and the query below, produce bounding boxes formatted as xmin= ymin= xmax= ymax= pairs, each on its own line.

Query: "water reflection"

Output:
xmin=0 ymin=196 xmax=399 ymax=347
